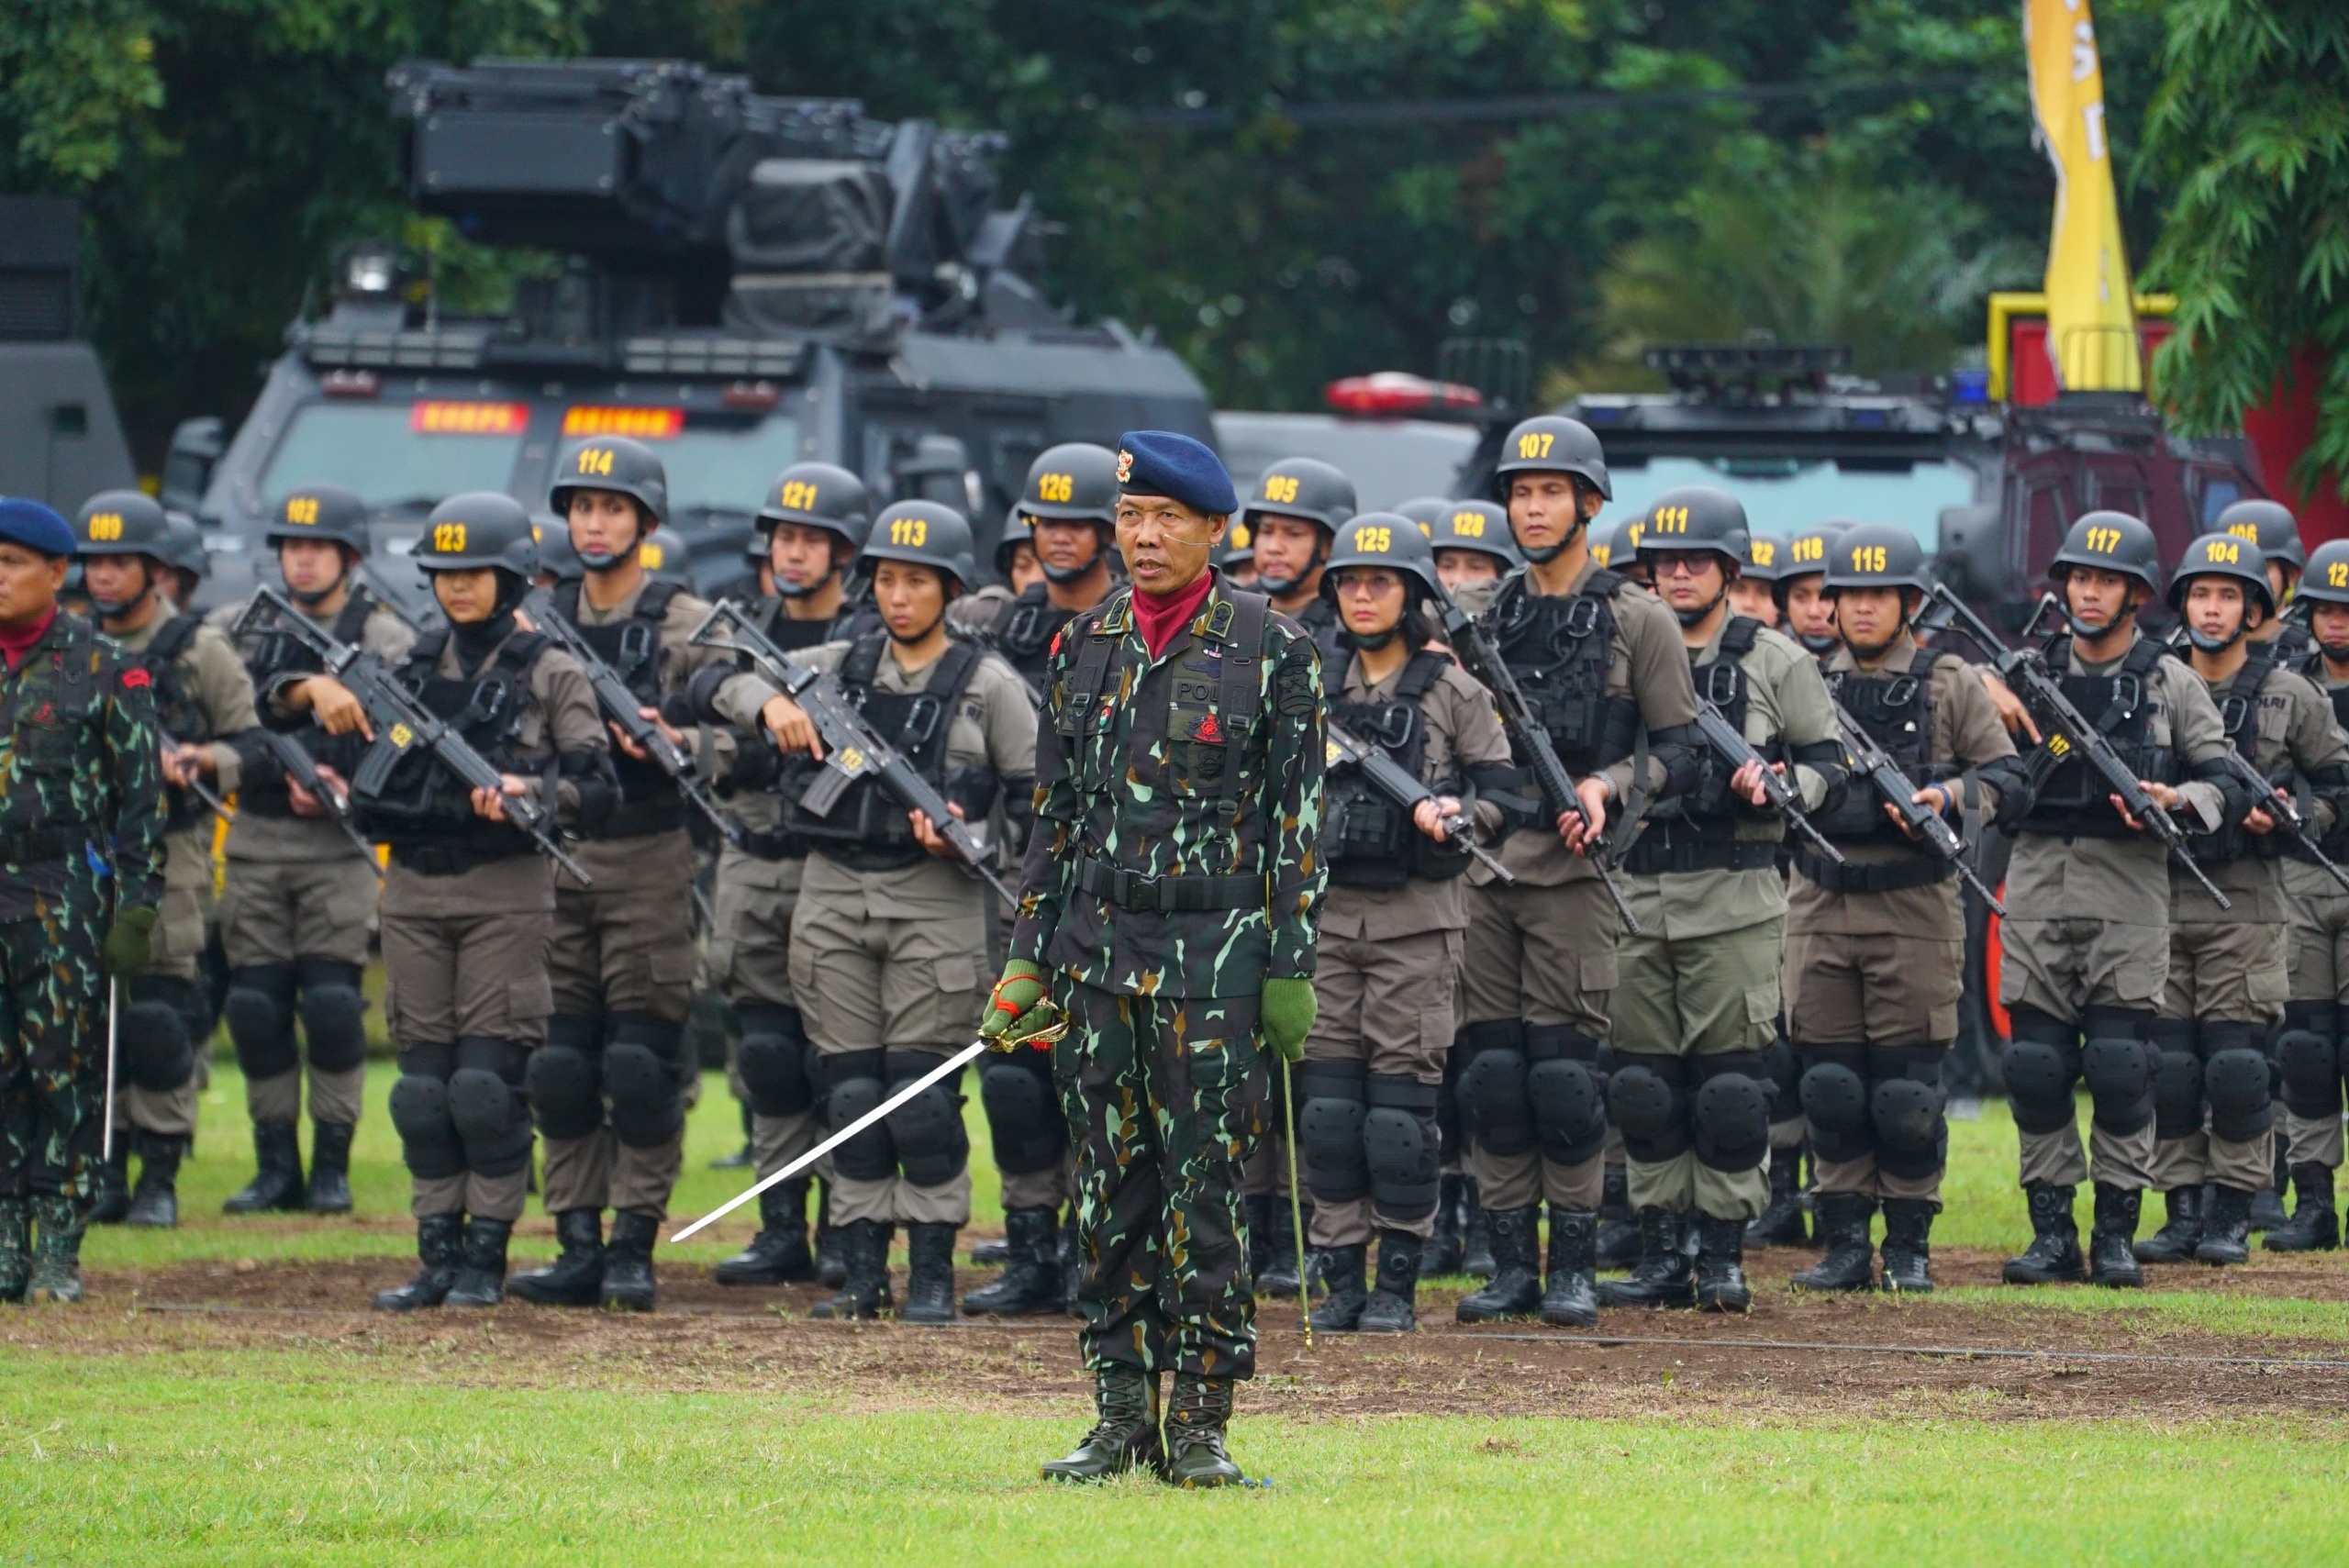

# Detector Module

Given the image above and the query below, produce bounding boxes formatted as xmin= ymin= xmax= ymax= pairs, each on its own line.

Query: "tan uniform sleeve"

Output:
xmin=1434 ymin=664 xmax=1512 ymax=837
xmin=1932 ymin=656 xmax=2021 ymax=817
xmin=2281 ymin=669 xmax=2349 ymax=837
xmin=2161 ymin=659 xmax=2232 ymax=832
xmin=1606 ymin=587 xmax=1700 ymax=803
xmin=1760 ymin=637 xmax=1841 ymax=808
xmin=186 ymin=624 xmax=260 ymax=795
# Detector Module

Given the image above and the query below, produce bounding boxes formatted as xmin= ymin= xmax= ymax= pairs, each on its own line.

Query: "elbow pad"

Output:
xmin=1647 ymin=723 xmax=1707 ymax=802
xmin=999 ymin=773 xmax=1036 ymax=840
xmin=1976 ymin=753 xmax=2040 ymax=832
xmin=685 ymin=664 xmax=738 ymax=727
xmin=1788 ymin=739 xmax=1850 ymax=818
xmin=1466 ymin=762 xmax=1533 ymax=835
xmin=559 ymin=747 xmax=620 ymax=834
xmin=2190 ymin=753 xmax=2258 ymax=825
xmin=944 ymin=765 xmax=1000 ymax=821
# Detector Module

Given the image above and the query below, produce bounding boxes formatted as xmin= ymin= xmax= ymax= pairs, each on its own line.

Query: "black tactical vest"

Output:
xmin=1488 ymin=568 xmax=1637 ymax=774
xmin=775 ymin=633 xmax=986 ymax=873
xmin=238 ymin=592 xmax=378 ymax=819
xmin=356 ymin=626 xmax=555 ymax=872
xmin=1813 ymin=651 xmax=1963 ymax=846
xmin=1325 ymin=649 xmax=1467 ymax=889
xmin=128 ymin=615 xmax=211 ymax=831
xmin=1672 ymin=617 xmax=1773 ymax=837
xmin=2019 ymin=634 xmax=2177 ymax=839
xmin=2299 ymin=648 xmax=2349 ymax=860
xmin=2195 ymin=642 xmax=2283 ymax=864
xmin=554 ymin=577 xmax=683 ymax=838
xmin=992 ymin=584 xmax=1079 ymax=701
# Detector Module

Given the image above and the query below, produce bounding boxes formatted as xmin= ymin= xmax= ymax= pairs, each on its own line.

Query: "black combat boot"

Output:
xmin=1746 ymin=1151 xmax=1809 ymax=1248
xmin=0 ymin=1197 xmax=27 ymax=1304
xmin=1256 ymin=1197 xmax=1308 ymax=1298
xmin=2087 ymin=1184 xmax=2144 ymax=1288
xmin=962 ymin=1206 xmax=1062 ymax=1316
xmin=1454 ymin=1205 xmax=1542 ymax=1322
xmin=508 ymin=1210 xmax=605 ymax=1306
xmin=305 ymin=1122 xmax=354 ymax=1215
xmin=373 ymin=1214 xmax=464 ymax=1311
xmin=971 ymin=1235 xmax=1013 ymax=1267
xmin=1422 ymin=1175 xmax=1466 ymax=1276
xmin=1693 ymin=1215 xmax=1752 ymax=1312
xmin=1537 ymin=1208 xmax=1598 ymax=1328
xmin=1460 ymin=1178 xmax=1496 ymax=1278
xmin=810 ymin=1219 xmax=894 ymax=1319
xmin=1358 ymin=1229 xmax=1422 ymax=1333
xmin=87 ymin=1146 xmax=129 ymax=1225
xmin=1308 ymin=1242 xmax=1370 ymax=1333
xmin=1595 ymin=1167 xmax=1639 ymax=1268
xmin=123 ymin=1132 xmax=184 ymax=1229
xmin=1878 ymin=1198 xmax=1935 ymax=1293
xmin=1792 ymin=1193 xmax=1877 ymax=1293
xmin=446 ymin=1217 xmax=514 ymax=1307
xmin=899 ymin=1222 xmax=958 ymax=1325
xmin=2132 ymin=1185 xmax=2205 ymax=1262
xmin=2192 ymin=1184 xmax=2253 ymax=1265
xmin=2003 ymin=1183 xmax=2086 ymax=1284
xmin=222 ymin=1119 xmax=306 ymax=1215
xmin=2264 ymin=1163 xmax=2340 ymax=1252
xmin=1163 ymin=1373 xmax=1244 ymax=1488
xmin=599 ymin=1212 xmax=660 ymax=1311
xmin=1041 ymin=1364 xmax=1163 ymax=1483
xmin=815 ymin=1208 xmax=847 ymax=1291
xmin=1597 ymin=1208 xmax=1696 ymax=1308
xmin=2250 ymin=1140 xmax=2290 ymax=1231
xmin=714 ymin=1186 xmax=816 ymax=1286
xmin=26 ymin=1194 xmax=85 ymax=1304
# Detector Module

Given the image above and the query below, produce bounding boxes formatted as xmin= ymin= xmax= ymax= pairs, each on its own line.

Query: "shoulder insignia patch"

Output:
xmin=121 ymin=669 xmax=150 ymax=689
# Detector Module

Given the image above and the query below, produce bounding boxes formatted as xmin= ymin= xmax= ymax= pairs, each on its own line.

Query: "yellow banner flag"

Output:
xmin=2026 ymin=0 xmax=2139 ymax=393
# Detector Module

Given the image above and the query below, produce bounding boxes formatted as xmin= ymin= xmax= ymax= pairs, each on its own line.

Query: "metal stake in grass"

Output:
xmin=1284 ymin=1054 xmax=1311 ymax=1351
xmin=102 ymin=978 xmax=117 ymax=1162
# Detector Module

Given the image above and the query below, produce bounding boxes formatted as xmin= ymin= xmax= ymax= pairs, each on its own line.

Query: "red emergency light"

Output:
xmin=1324 ymin=372 xmax=1483 ymax=418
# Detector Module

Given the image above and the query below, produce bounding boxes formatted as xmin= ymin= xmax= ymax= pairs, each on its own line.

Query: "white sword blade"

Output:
xmin=102 ymin=978 xmax=118 ymax=1162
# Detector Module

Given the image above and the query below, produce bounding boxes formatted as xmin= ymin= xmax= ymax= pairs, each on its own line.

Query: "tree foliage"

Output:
xmin=2143 ymin=1 xmax=2349 ymax=494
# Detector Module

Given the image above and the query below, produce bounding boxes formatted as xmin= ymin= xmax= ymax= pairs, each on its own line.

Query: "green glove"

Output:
xmin=1260 ymin=976 xmax=1317 ymax=1063
xmin=102 ymin=906 xmax=157 ymax=975
xmin=981 ymin=959 xmax=1050 ymax=1049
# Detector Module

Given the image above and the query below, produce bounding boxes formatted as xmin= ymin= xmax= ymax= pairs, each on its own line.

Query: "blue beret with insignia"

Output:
xmin=0 ymin=497 xmax=78 ymax=559
xmin=1115 ymin=430 xmax=1237 ymax=517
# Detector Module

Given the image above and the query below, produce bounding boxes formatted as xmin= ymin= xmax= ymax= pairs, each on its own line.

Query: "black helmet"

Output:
xmin=1740 ymin=531 xmax=1791 ymax=584
xmin=1320 ymin=512 xmax=1444 ymax=606
xmin=862 ymin=501 xmax=976 ymax=592
xmin=1424 ymin=501 xmax=1519 ymax=569
xmin=1822 ymin=522 xmax=1931 ymax=594
xmin=1782 ymin=520 xmax=1854 ymax=583
xmin=757 ymin=462 xmax=870 ymax=544
xmin=74 ymin=490 xmax=169 ymax=559
xmin=2050 ymin=510 xmax=2162 ymax=595
xmin=2167 ymin=530 xmax=2273 ymax=617
xmin=637 ymin=525 xmax=690 ymax=580
xmin=1493 ymin=415 xmax=1611 ymax=500
xmin=1395 ymin=496 xmax=1449 ymax=533
xmin=1586 ymin=517 xmax=1627 ymax=572
xmin=2214 ymin=498 xmax=2304 ymax=572
xmin=550 ymin=435 xmax=669 ymax=527
xmin=161 ymin=512 xmax=210 ymax=586
xmin=1634 ymin=485 xmax=1748 ymax=569
xmin=415 ymin=492 xmax=539 ymax=580
xmin=1019 ymin=443 xmax=1119 ymax=525
xmin=533 ymin=513 xmax=583 ymax=580
xmin=265 ymin=484 xmax=370 ymax=552
xmin=1241 ymin=457 xmax=1356 ymax=534
xmin=1214 ymin=516 xmax=1255 ymax=571
xmin=2300 ymin=539 xmax=2349 ymax=608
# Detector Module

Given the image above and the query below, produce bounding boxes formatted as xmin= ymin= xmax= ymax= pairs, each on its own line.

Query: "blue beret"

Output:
xmin=1115 ymin=431 xmax=1237 ymax=517
xmin=0 ymin=498 xmax=77 ymax=559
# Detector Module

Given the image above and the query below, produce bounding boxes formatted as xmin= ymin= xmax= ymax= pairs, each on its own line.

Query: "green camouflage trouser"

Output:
xmin=1058 ymin=980 xmax=1265 ymax=1380
xmin=0 ymin=893 xmax=112 ymax=1201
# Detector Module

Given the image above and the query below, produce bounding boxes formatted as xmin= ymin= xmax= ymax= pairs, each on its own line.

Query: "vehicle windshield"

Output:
xmin=643 ymin=416 xmax=802 ymax=520
xmin=1604 ymin=455 xmax=1977 ymax=545
xmin=258 ymin=401 xmax=526 ymax=514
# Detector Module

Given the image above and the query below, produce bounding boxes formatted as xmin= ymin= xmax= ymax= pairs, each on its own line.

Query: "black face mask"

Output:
xmin=2186 ymin=619 xmax=2245 ymax=655
xmin=1797 ymin=630 xmax=1842 ymax=656
xmin=775 ymin=566 xmax=834 ymax=601
xmin=1339 ymin=624 xmax=1398 ymax=652
xmin=447 ymin=572 xmax=529 ymax=667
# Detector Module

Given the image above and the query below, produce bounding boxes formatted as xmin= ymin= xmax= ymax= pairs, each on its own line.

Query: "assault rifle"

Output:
xmin=1929 ymin=583 xmax=2228 ymax=910
xmin=159 ymin=729 xmax=235 ymax=822
xmin=1691 ymin=698 xmax=1848 ymax=866
xmin=2211 ymin=749 xmax=2349 ymax=895
xmin=526 ymin=592 xmax=745 ymax=851
xmin=1435 ymin=589 xmax=1638 ymax=931
xmin=686 ymin=600 xmax=1018 ymax=906
xmin=1323 ymin=717 xmax=1514 ymax=884
xmin=234 ymin=586 xmax=592 ymax=884
xmin=1829 ymin=697 xmax=2004 ymax=916
xmin=258 ymin=728 xmax=382 ymax=870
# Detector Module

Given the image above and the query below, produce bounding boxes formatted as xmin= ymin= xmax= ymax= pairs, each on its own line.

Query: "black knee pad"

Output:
xmin=525 ymin=1042 xmax=604 ymax=1140
xmin=2082 ymin=1033 xmax=2156 ymax=1139
xmin=1364 ymin=1074 xmax=1442 ymax=1221
xmin=2152 ymin=1047 xmax=2203 ymax=1143
xmin=1455 ymin=1020 xmax=1533 ymax=1158
xmin=297 ymin=982 xmax=369 ymax=1074
xmin=1691 ymin=1055 xmax=1771 ymax=1173
xmin=1526 ymin=1027 xmax=1607 ymax=1166
xmin=979 ymin=1051 xmax=1065 ymax=1176
xmin=606 ymin=1017 xmax=686 ymax=1150
xmin=736 ymin=1004 xmax=814 ymax=1118
xmin=2204 ymin=1046 xmax=2275 ymax=1142
xmin=118 ymin=998 xmax=195 ymax=1094
xmin=1297 ymin=1060 xmax=1370 ymax=1205
xmin=1869 ymin=1078 xmax=1946 ymax=1181
xmin=1607 ymin=1052 xmax=1690 ymax=1164
xmin=2000 ymin=1037 xmax=2079 ymax=1136
xmin=883 ymin=1049 xmax=969 ymax=1188
xmin=1798 ymin=1044 xmax=1872 ymax=1163
xmin=2275 ymin=1029 xmax=2343 ymax=1119
xmin=224 ymin=964 xmax=299 ymax=1082
xmin=1760 ymin=1032 xmax=1799 ymax=1107
xmin=449 ymin=1036 xmax=532 ymax=1177
xmin=821 ymin=1049 xmax=895 ymax=1183
xmin=388 ymin=1068 xmax=464 ymax=1180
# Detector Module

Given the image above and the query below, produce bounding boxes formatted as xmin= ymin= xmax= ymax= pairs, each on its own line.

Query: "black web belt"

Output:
xmin=1075 ymin=856 xmax=1261 ymax=914
xmin=1791 ymin=849 xmax=1957 ymax=895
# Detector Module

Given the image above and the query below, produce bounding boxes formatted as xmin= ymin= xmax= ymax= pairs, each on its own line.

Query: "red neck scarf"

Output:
xmin=1131 ymin=572 xmax=1215 ymax=658
xmin=0 ymin=607 xmax=55 ymax=673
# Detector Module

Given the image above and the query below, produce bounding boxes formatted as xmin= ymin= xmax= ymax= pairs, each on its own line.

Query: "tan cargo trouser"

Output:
xmin=1304 ymin=927 xmax=1459 ymax=1247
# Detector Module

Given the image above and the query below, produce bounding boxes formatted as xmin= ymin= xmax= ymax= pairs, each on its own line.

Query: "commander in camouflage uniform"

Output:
xmin=989 ymin=430 xmax=1325 ymax=1489
xmin=0 ymin=498 xmax=168 ymax=1304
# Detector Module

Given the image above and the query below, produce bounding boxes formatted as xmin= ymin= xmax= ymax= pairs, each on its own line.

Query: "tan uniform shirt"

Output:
xmin=110 ymin=608 xmax=259 ymax=893
xmin=2171 ymin=652 xmax=2347 ymax=925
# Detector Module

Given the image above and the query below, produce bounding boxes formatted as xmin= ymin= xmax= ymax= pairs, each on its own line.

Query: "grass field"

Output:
xmin=6 ymin=1049 xmax=2349 ymax=1566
